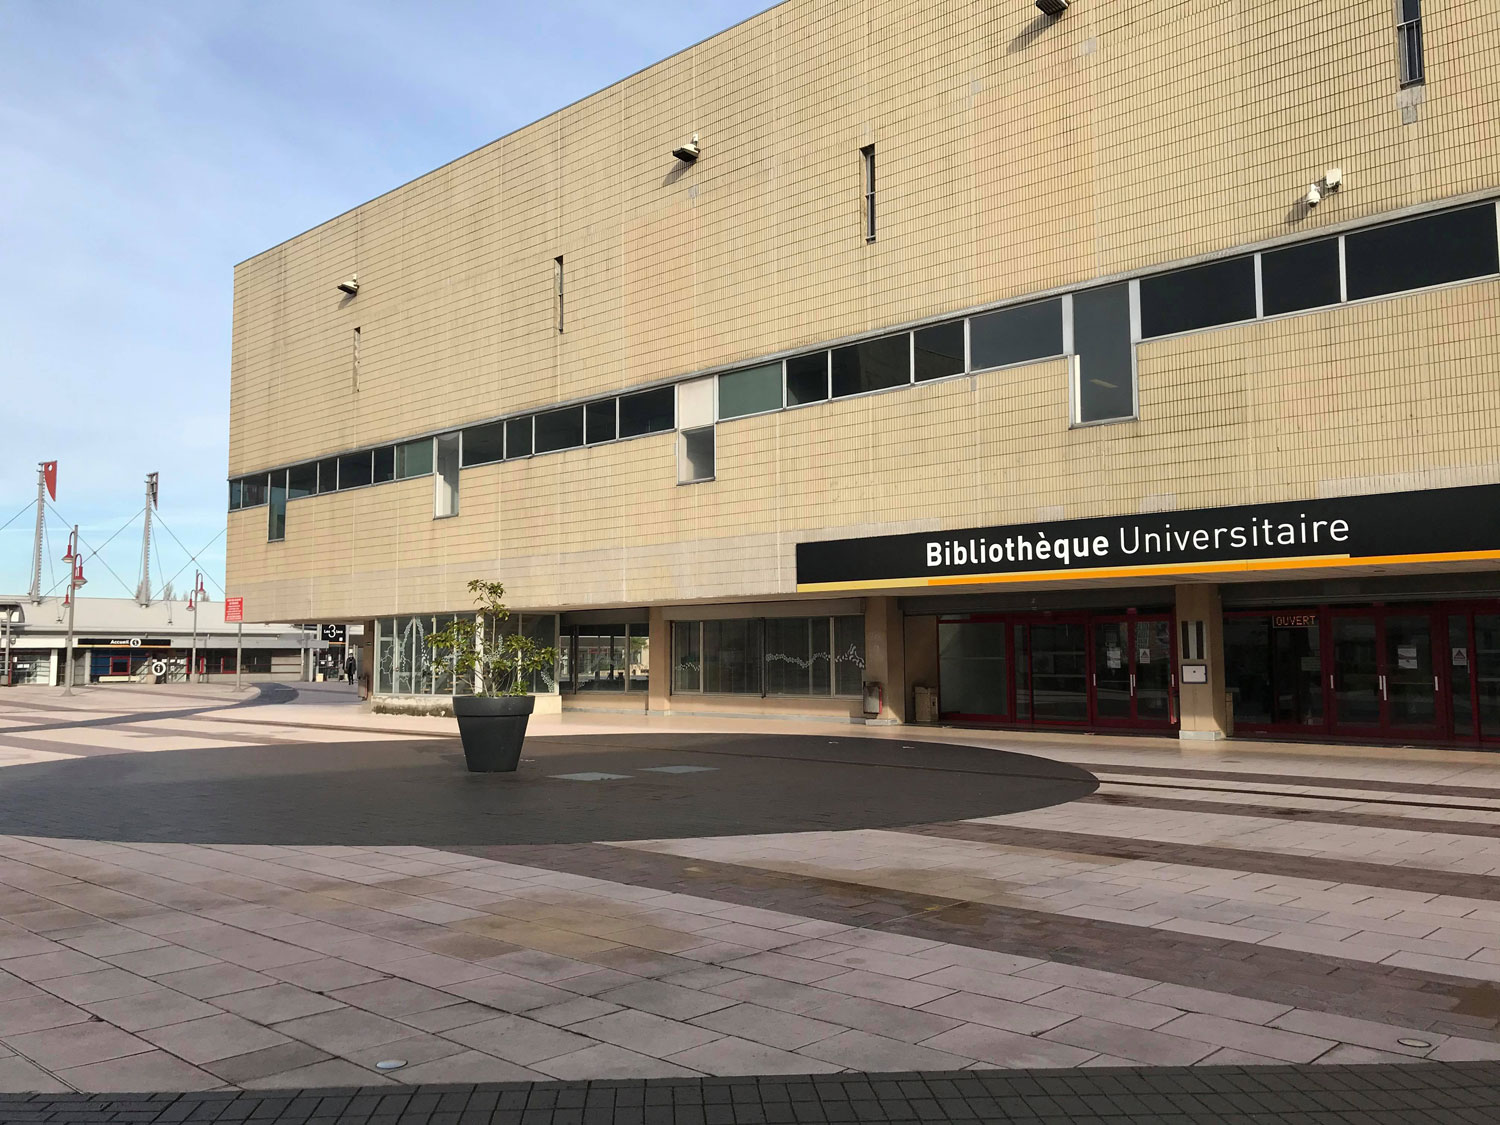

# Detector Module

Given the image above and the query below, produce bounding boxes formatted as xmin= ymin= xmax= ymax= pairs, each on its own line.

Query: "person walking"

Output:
xmin=344 ymin=655 xmax=356 ymax=683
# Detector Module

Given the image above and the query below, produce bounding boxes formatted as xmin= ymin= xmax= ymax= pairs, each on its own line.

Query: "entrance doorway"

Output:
xmin=937 ymin=613 xmax=1177 ymax=731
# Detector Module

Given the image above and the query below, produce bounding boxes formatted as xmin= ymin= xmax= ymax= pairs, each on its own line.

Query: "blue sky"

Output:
xmin=0 ymin=0 xmax=767 ymax=601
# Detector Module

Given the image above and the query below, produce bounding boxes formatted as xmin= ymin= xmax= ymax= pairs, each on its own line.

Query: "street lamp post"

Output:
xmin=60 ymin=527 xmax=85 ymax=695
xmin=186 ymin=571 xmax=204 ymax=684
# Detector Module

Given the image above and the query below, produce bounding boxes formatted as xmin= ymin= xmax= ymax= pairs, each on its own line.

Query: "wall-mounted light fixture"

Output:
xmin=1035 ymin=0 xmax=1069 ymax=16
xmin=336 ymin=275 xmax=360 ymax=296
xmin=672 ymin=134 xmax=700 ymax=163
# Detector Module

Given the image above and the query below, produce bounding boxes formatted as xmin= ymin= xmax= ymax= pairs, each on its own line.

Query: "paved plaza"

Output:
xmin=1 ymin=684 xmax=1500 ymax=1119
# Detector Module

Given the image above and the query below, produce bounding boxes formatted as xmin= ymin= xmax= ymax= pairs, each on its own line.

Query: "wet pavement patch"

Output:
xmin=0 ymin=733 xmax=1096 ymax=846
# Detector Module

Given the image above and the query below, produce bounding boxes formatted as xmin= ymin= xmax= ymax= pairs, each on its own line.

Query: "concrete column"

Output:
xmin=647 ymin=606 xmax=670 ymax=714
xmin=1176 ymin=583 xmax=1229 ymax=740
xmin=862 ymin=596 xmax=906 ymax=724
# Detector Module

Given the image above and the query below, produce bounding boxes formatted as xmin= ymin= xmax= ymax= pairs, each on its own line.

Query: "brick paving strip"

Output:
xmin=473 ymin=843 xmax=1500 ymax=1042
xmin=1070 ymin=760 xmax=1500 ymax=801
xmin=5 ymin=1063 xmax=1500 ymax=1123
xmin=1079 ymin=791 xmax=1500 ymax=838
xmin=901 ymin=820 xmax=1500 ymax=902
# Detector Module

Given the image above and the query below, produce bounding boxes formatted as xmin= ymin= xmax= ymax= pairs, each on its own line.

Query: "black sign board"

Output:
xmin=321 ymin=624 xmax=346 ymax=643
xmin=796 ymin=483 xmax=1500 ymax=591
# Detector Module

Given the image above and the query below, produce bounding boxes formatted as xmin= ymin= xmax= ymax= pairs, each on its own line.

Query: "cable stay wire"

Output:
xmin=44 ymin=501 xmax=142 ymax=598
xmin=152 ymin=516 xmax=227 ymax=597
xmin=0 ymin=501 xmax=36 ymax=536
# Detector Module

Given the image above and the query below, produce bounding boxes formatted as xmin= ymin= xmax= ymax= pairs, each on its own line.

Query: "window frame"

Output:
xmin=860 ymin=144 xmax=876 ymax=243
xmin=1397 ymin=0 xmax=1424 ymax=87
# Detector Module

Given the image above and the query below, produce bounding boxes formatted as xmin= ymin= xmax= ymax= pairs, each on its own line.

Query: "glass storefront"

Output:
xmin=671 ymin=615 xmax=865 ymax=697
xmin=374 ymin=613 xmax=559 ymax=696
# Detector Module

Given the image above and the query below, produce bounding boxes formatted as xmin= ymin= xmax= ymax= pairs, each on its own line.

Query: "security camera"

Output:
xmin=671 ymin=134 xmax=700 ymax=163
xmin=336 ymin=275 xmax=359 ymax=296
xmin=1304 ymin=184 xmax=1323 ymax=207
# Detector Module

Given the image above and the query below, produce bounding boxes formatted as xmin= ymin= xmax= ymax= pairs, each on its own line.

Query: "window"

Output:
xmin=833 ymin=615 xmax=866 ymax=697
xmin=913 ymin=322 xmax=965 ymax=382
xmin=267 ymin=474 xmax=286 ymax=542
xmin=704 ymin=619 xmax=762 ymax=693
xmin=969 ymin=299 xmax=1064 ymax=371
xmin=1344 ymin=205 xmax=1500 ymax=301
xmin=505 ymin=416 xmax=533 ymax=458
xmin=1072 ymin=283 xmax=1135 ymax=424
xmin=535 ymin=406 xmax=585 ymax=453
xmin=671 ymin=620 xmax=701 ymax=692
xmin=372 ymin=446 xmax=395 ymax=483
xmin=434 ymin=433 xmax=459 ymax=517
xmin=585 ymin=399 xmax=617 ymax=445
xmin=718 ymin=362 xmax=783 ymax=419
xmin=861 ymin=144 xmax=876 ymax=242
xmin=396 ymin=438 xmax=433 ymax=479
xmin=618 ymin=387 xmax=675 ymax=437
xmin=554 ymin=256 xmax=565 ymax=333
xmin=352 ymin=326 xmax=361 ymax=390
xmin=1139 ymin=257 xmax=1257 ymax=339
xmin=765 ymin=617 xmax=832 ymax=695
xmin=317 ymin=457 xmax=338 ymax=494
xmin=228 ymin=479 xmax=242 ymax=511
xmin=338 ymin=451 xmax=372 ymax=489
xmin=832 ymin=333 xmax=909 ymax=398
xmin=287 ymin=463 xmax=317 ymax=499
xmin=1261 ymin=238 xmax=1342 ymax=316
xmin=1397 ymin=0 xmax=1423 ymax=86
xmin=679 ymin=427 xmax=714 ymax=483
xmin=785 ymin=352 xmax=829 ymax=405
xmin=461 ymin=422 xmax=505 ymax=466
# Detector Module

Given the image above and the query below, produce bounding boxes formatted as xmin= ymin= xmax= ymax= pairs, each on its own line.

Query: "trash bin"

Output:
xmin=862 ymin=681 xmax=884 ymax=717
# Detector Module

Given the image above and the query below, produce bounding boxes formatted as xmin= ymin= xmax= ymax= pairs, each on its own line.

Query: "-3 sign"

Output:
xmin=321 ymin=624 xmax=346 ymax=643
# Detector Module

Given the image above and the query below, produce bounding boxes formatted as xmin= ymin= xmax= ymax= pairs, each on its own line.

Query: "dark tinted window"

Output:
xmin=535 ymin=406 xmax=584 ymax=453
xmin=1140 ymin=256 xmax=1257 ymax=338
xmin=1073 ymin=283 xmax=1135 ymax=424
xmin=1345 ymin=205 xmax=1499 ymax=301
xmin=462 ymin=422 xmax=505 ymax=466
xmin=585 ymin=399 xmax=617 ymax=444
xmin=268 ymin=478 xmax=286 ymax=541
xmin=619 ymin=387 xmax=675 ymax=437
xmin=970 ymin=299 xmax=1064 ymax=370
xmin=338 ymin=451 xmax=372 ymax=489
xmin=831 ymin=333 xmax=909 ymax=398
xmin=505 ymin=417 xmax=533 ymax=458
xmin=1261 ymin=238 xmax=1342 ymax=316
xmin=717 ymin=364 xmax=782 ymax=418
xmin=914 ymin=322 xmax=964 ymax=382
xmin=316 ymin=457 xmax=338 ymax=493
xmin=287 ymin=463 xmax=317 ymax=499
xmin=372 ymin=446 xmax=395 ymax=483
xmin=239 ymin=475 xmax=267 ymax=507
xmin=395 ymin=439 xmax=432 ymax=479
xmin=785 ymin=353 xmax=828 ymax=405
xmin=228 ymin=479 xmax=242 ymax=510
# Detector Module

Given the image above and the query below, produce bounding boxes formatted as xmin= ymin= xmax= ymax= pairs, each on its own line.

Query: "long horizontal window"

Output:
xmin=232 ymin=198 xmax=1500 ymax=511
xmin=671 ymin=616 xmax=865 ymax=697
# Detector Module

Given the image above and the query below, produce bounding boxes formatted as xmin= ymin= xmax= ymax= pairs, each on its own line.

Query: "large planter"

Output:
xmin=452 ymin=694 xmax=535 ymax=772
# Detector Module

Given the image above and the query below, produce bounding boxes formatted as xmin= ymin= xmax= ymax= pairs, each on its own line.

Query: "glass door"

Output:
xmin=1330 ymin=612 xmax=1382 ymax=735
xmin=1093 ymin=621 xmax=1132 ymax=722
xmin=1384 ymin=612 xmax=1441 ymax=738
xmin=1092 ymin=617 xmax=1174 ymax=728
xmin=1133 ymin=619 xmax=1174 ymax=725
xmin=1026 ymin=622 xmax=1089 ymax=723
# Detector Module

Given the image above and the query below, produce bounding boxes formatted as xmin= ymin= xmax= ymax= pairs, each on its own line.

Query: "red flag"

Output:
xmin=41 ymin=462 xmax=57 ymax=501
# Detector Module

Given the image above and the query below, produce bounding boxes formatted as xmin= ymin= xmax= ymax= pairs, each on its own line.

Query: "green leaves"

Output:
xmin=425 ymin=581 xmax=558 ymax=697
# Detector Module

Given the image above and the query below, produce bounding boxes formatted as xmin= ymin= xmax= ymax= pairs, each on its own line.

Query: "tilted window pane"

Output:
xmin=1073 ymin=283 xmax=1135 ymax=424
xmin=913 ymin=322 xmax=965 ymax=382
xmin=703 ymin=618 xmax=762 ymax=694
xmin=785 ymin=352 xmax=829 ymax=405
xmin=372 ymin=446 xmax=395 ymax=483
xmin=1261 ymin=238 xmax=1341 ymax=316
xmin=618 ymin=387 xmax=675 ymax=437
xmin=267 ymin=478 xmax=287 ymax=542
xmin=505 ymin=416 xmax=533 ymax=458
xmin=534 ymin=406 xmax=584 ymax=453
xmin=286 ymin=463 xmax=317 ymax=499
xmin=970 ymin=299 xmax=1064 ymax=371
xmin=585 ymin=400 xmax=617 ymax=445
xmin=672 ymin=621 xmax=701 ymax=693
xmin=831 ymin=333 xmax=910 ymax=398
xmin=1139 ymin=256 xmax=1257 ymax=338
xmin=718 ymin=362 xmax=783 ymax=419
xmin=239 ymin=475 xmax=268 ymax=507
xmin=338 ymin=452 xmax=373 ymax=489
xmin=679 ymin=426 xmax=715 ymax=483
xmin=316 ymin=457 xmax=338 ymax=493
xmin=396 ymin=438 xmax=433 ymax=479
xmin=833 ymin=615 xmax=866 ymax=697
xmin=1345 ymin=205 xmax=1499 ymax=301
xmin=677 ymin=376 xmax=715 ymax=429
xmin=462 ymin=422 xmax=505 ymax=466
xmin=228 ymin=479 xmax=242 ymax=511
xmin=435 ymin=433 xmax=459 ymax=517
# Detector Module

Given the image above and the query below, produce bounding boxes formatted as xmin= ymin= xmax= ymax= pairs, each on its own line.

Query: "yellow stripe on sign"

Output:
xmin=793 ymin=549 xmax=1500 ymax=593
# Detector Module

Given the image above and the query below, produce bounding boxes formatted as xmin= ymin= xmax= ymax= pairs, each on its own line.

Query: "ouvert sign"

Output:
xmin=795 ymin=483 xmax=1500 ymax=592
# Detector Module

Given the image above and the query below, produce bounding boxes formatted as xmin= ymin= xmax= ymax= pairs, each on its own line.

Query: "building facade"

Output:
xmin=226 ymin=0 xmax=1500 ymax=745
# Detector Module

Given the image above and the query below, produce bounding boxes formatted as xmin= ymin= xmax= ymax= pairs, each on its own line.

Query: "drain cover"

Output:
xmin=1397 ymin=1038 xmax=1433 ymax=1049
xmin=375 ymin=1060 xmax=407 ymax=1070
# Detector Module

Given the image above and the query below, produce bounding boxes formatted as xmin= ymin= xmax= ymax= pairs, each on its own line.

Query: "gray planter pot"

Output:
xmin=452 ymin=694 xmax=535 ymax=772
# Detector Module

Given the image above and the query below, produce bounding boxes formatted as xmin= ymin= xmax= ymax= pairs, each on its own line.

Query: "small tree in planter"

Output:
xmin=427 ymin=580 xmax=557 ymax=772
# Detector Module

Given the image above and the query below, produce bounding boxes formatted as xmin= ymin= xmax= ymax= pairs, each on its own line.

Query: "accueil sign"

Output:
xmin=795 ymin=483 xmax=1500 ymax=591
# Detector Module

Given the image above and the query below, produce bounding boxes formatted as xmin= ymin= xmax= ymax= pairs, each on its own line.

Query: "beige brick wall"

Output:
xmin=228 ymin=0 xmax=1500 ymax=622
